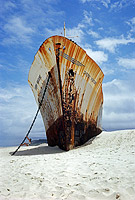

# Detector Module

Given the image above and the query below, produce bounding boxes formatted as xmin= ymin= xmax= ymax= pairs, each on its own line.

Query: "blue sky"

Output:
xmin=0 ymin=0 xmax=135 ymax=146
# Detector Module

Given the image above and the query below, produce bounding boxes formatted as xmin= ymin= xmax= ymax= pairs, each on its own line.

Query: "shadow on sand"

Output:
xmin=10 ymin=136 xmax=97 ymax=156
xmin=10 ymin=145 xmax=64 ymax=156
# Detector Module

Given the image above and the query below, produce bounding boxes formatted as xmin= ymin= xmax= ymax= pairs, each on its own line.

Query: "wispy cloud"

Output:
xmin=102 ymin=66 xmax=114 ymax=76
xmin=3 ymin=16 xmax=35 ymax=45
xmin=4 ymin=1 xmax=16 ymax=9
xmin=126 ymin=17 xmax=135 ymax=35
xmin=0 ymin=1 xmax=16 ymax=19
xmin=103 ymin=79 xmax=135 ymax=130
xmin=85 ymin=48 xmax=108 ymax=65
xmin=80 ymin=0 xmax=111 ymax=8
xmin=118 ymin=58 xmax=135 ymax=70
xmin=66 ymin=27 xmax=84 ymax=44
xmin=110 ymin=0 xmax=135 ymax=11
xmin=1 ymin=0 xmax=64 ymax=47
xmin=80 ymin=0 xmax=135 ymax=11
xmin=95 ymin=36 xmax=135 ymax=53
xmin=0 ymin=84 xmax=45 ymax=144
xmin=110 ymin=0 xmax=125 ymax=10
xmin=87 ymin=30 xmax=100 ymax=38
xmin=83 ymin=10 xmax=93 ymax=26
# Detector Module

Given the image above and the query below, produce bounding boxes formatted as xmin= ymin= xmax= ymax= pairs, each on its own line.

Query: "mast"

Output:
xmin=64 ymin=23 xmax=78 ymax=39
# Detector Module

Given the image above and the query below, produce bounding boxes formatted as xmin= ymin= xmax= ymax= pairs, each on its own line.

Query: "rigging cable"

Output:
xmin=11 ymin=72 xmax=51 ymax=156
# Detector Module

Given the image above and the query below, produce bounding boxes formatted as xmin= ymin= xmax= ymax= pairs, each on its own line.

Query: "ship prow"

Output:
xmin=28 ymin=35 xmax=104 ymax=151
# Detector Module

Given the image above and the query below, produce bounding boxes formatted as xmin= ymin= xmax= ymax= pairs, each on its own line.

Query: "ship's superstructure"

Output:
xmin=28 ymin=35 xmax=104 ymax=150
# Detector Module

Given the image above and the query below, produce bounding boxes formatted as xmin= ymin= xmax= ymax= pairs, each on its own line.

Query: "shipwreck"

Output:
xmin=28 ymin=30 xmax=104 ymax=151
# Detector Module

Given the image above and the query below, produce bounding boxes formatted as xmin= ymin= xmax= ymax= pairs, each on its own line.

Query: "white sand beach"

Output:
xmin=0 ymin=130 xmax=135 ymax=200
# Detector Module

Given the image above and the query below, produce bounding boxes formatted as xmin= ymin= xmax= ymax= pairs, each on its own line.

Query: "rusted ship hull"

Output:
xmin=28 ymin=36 xmax=104 ymax=150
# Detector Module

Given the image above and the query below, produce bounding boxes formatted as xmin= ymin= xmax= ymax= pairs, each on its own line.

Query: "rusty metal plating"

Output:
xmin=28 ymin=35 xmax=104 ymax=151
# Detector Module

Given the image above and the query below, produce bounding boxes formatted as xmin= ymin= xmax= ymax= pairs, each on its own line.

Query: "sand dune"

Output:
xmin=0 ymin=130 xmax=135 ymax=200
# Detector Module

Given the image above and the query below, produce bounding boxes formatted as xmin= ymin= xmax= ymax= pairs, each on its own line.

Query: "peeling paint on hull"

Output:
xmin=28 ymin=36 xmax=104 ymax=151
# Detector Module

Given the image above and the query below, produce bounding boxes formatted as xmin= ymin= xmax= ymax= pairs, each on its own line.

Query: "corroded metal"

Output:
xmin=28 ymin=35 xmax=104 ymax=151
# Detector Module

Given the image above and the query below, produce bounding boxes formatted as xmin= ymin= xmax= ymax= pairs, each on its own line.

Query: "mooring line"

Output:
xmin=11 ymin=72 xmax=51 ymax=156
